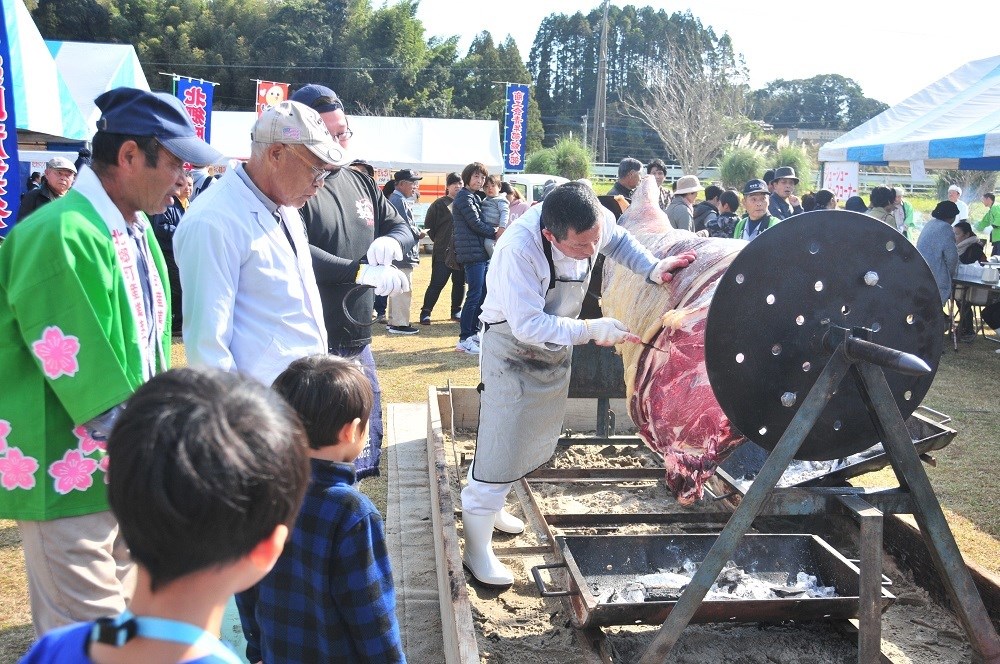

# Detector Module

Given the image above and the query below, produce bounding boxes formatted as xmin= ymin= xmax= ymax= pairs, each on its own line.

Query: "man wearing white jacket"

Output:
xmin=460 ymin=181 xmax=696 ymax=586
xmin=176 ymin=101 xmax=404 ymax=386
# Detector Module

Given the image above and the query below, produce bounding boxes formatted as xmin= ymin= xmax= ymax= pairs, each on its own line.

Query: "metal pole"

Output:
xmin=855 ymin=363 xmax=1000 ymax=663
xmin=637 ymin=348 xmax=852 ymax=663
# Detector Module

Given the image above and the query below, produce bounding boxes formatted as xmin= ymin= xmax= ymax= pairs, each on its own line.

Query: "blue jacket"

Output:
xmin=452 ymin=188 xmax=494 ymax=264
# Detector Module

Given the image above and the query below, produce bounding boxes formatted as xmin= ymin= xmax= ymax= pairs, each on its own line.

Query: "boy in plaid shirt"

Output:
xmin=236 ymin=355 xmax=405 ymax=663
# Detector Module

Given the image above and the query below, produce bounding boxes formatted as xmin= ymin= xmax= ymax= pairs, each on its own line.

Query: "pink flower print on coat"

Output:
xmin=73 ymin=426 xmax=107 ymax=454
xmin=48 ymin=449 xmax=98 ymax=495
xmin=32 ymin=326 xmax=81 ymax=379
xmin=98 ymin=456 xmax=110 ymax=484
xmin=0 ymin=420 xmax=10 ymax=454
xmin=0 ymin=447 xmax=40 ymax=491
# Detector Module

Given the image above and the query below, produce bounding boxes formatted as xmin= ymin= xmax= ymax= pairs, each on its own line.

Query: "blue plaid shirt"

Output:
xmin=236 ymin=460 xmax=405 ymax=663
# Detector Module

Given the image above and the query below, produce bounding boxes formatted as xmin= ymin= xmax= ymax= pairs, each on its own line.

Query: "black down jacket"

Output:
xmin=452 ymin=188 xmax=494 ymax=264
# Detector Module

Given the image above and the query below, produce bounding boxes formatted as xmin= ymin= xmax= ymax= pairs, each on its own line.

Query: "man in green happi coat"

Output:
xmin=0 ymin=88 xmax=222 ymax=635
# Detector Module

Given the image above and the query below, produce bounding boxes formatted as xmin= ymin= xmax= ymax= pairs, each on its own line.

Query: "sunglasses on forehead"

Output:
xmin=314 ymin=95 xmax=344 ymax=111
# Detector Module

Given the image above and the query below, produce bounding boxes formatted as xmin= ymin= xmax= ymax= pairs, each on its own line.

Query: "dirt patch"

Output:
xmin=448 ymin=434 xmax=976 ymax=663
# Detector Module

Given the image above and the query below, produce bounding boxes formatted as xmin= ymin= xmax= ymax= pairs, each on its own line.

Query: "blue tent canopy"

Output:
xmin=819 ymin=55 xmax=1000 ymax=171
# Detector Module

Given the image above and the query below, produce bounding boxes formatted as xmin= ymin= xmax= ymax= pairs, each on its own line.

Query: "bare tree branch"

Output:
xmin=621 ymin=50 xmax=747 ymax=174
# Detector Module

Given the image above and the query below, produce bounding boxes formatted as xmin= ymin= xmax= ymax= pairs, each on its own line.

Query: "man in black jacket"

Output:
xmin=294 ymin=83 xmax=414 ymax=480
xmin=419 ymin=172 xmax=465 ymax=324
xmin=19 ymin=157 xmax=76 ymax=219
xmin=692 ymin=184 xmax=723 ymax=233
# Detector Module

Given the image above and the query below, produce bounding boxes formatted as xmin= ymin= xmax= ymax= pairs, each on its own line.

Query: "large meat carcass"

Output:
xmin=602 ymin=176 xmax=746 ymax=504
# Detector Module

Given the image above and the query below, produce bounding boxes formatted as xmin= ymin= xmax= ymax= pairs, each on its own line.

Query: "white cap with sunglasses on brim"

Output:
xmin=251 ymin=100 xmax=351 ymax=166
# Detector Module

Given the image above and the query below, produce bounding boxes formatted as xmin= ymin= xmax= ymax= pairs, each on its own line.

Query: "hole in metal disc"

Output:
xmin=841 ymin=304 xmax=850 ymax=315
xmin=809 ymin=242 xmax=820 ymax=255
xmin=802 ymin=361 xmax=811 ymax=372
xmin=885 ymin=240 xmax=895 ymax=252
xmin=771 ymin=344 xmax=781 ymax=356
xmin=814 ymin=281 xmax=824 ymax=292
xmin=766 ymin=294 xmax=776 ymax=305
xmin=872 ymin=322 xmax=882 ymax=332
xmin=904 ymin=390 xmax=912 ymax=401
xmin=736 ymin=353 xmax=745 ymax=364
xmin=735 ymin=273 xmax=745 ymax=284
xmin=906 ymin=314 xmax=914 ymax=325
xmin=758 ymin=426 xmax=767 ymax=436
xmin=833 ymin=420 xmax=842 ymax=431
xmin=795 ymin=315 xmax=805 ymax=325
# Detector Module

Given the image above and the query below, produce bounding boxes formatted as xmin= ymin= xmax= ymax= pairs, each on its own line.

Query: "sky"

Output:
xmin=415 ymin=0 xmax=999 ymax=107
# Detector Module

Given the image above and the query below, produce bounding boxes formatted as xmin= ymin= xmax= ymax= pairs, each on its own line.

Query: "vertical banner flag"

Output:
xmin=0 ymin=0 xmax=21 ymax=236
xmin=821 ymin=161 xmax=859 ymax=204
xmin=503 ymin=83 xmax=529 ymax=172
xmin=256 ymin=81 xmax=289 ymax=117
xmin=175 ymin=78 xmax=214 ymax=143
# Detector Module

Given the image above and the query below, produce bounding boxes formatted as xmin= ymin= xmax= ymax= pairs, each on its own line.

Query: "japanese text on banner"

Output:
xmin=504 ymin=83 xmax=529 ymax=172
xmin=821 ymin=161 xmax=859 ymax=204
xmin=175 ymin=78 xmax=214 ymax=143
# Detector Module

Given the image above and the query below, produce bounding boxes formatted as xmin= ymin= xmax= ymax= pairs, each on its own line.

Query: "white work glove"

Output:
xmin=366 ymin=237 xmax=403 ymax=266
xmin=357 ymin=264 xmax=409 ymax=297
xmin=649 ymin=250 xmax=697 ymax=285
xmin=583 ymin=318 xmax=631 ymax=346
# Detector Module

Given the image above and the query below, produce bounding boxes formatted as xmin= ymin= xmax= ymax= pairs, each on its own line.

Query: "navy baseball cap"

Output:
xmin=94 ymin=87 xmax=223 ymax=167
xmin=743 ymin=179 xmax=769 ymax=196
xmin=290 ymin=84 xmax=344 ymax=114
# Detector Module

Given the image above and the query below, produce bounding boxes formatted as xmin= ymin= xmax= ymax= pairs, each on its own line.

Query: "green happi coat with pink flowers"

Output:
xmin=0 ymin=184 xmax=170 ymax=520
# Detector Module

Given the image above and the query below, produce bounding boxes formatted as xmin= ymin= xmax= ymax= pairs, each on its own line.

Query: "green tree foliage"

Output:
xmin=525 ymin=136 xmax=592 ymax=179
xmin=527 ymin=6 xmax=741 ymax=162
xmin=749 ymin=74 xmax=889 ymax=130
xmin=719 ymin=147 xmax=765 ymax=190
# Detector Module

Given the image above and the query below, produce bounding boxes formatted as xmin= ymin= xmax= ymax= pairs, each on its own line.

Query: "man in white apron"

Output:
xmin=460 ymin=181 xmax=696 ymax=586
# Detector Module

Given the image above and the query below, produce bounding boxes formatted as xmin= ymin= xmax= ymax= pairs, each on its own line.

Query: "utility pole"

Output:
xmin=581 ymin=111 xmax=589 ymax=147
xmin=592 ymin=0 xmax=610 ymax=164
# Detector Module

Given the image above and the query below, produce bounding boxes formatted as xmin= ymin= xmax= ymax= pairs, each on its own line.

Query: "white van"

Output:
xmin=503 ymin=173 xmax=569 ymax=205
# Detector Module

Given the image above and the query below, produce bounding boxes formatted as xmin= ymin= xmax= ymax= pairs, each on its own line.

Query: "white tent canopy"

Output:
xmin=818 ymin=55 xmax=1000 ymax=171
xmin=211 ymin=111 xmax=503 ymax=173
xmin=45 ymin=40 xmax=150 ymax=139
xmin=5 ymin=0 xmax=88 ymax=142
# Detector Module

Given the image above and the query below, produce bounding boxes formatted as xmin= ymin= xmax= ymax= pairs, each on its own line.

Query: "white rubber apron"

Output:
xmin=471 ymin=230 xmax=594 ymax=483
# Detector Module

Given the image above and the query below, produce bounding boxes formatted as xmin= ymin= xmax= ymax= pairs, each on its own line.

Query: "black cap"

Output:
xmin=94 ymin=87 xmax=223 ymax=167
xmin=772 ymin=166 xmax=799 ymax=183
xmin=931 ymin=200 xmax=960 ymax=220
xmin=290 ymin=84 xmax=344 ymax=114
xmin=762 ymin=169 xmax=775 ymax=184
xmin=393 ymin=168 xmax=422 ymax=182
xmin=743 ymin=179 xmax=768 ymax=196
xmin=349 ymin=159 xmax=374 ymax=178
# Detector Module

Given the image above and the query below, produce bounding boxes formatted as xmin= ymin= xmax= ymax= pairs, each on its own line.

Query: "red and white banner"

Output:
xmin=256 ymin=81 xmax=289 ymax=117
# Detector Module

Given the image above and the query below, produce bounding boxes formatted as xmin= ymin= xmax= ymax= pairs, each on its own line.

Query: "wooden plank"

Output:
xmin=442 ymin=386 xmax=635 ymax=432
xmin=426 ymin=386 xmax=480 ymax=664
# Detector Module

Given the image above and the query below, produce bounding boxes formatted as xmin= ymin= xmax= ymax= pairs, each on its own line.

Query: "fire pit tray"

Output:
xmin=531 ymin=534 xmax=893 ymax=629
xmin=717 ymin=411 xmax=955 ymax=491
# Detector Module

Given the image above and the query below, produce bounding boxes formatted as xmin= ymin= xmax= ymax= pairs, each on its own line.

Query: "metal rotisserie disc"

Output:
xmin=704 ymin=210 xmax=942 ymax=461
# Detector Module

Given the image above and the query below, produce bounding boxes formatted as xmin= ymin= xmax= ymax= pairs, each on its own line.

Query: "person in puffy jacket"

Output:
xmin=453 ymin=161 xmax=497 ymax=353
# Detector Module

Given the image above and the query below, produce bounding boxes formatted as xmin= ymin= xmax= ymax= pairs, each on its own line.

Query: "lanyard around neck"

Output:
xmin=90 ymin=611 xmax=242 ymax=663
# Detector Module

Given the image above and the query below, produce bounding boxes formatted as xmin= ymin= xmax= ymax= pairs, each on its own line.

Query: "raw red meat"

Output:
xmin=602 ymin=177 xmax=746 ymax=504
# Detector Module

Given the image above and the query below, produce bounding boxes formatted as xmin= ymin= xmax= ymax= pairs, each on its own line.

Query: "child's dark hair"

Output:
xmin=719 ymin=189 xmax=740 ymax=213
xmin=272 ymin=355 xmax=374 ymax=450
xmin=107 ymin=368 xmax=310 ymax=591
xmin=484 ymin=174 xmax=501 ymax=189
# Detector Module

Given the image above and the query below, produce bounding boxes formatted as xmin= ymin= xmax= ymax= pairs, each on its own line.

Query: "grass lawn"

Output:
xmin=1 ymin=224 xmax=997 ymax=661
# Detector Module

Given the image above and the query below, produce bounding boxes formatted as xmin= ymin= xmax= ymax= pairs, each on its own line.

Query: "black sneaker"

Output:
xmin=420 ymin=312 xmax=431 ymax=325
xmin=387 ymin=325 xmax=419 ymax=335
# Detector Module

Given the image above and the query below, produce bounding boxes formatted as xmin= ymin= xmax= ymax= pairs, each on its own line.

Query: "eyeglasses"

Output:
xmin=332 ymin=127 xmax=354 ymax=142
xmin=284 ymin=145 xmax=333 ymax=184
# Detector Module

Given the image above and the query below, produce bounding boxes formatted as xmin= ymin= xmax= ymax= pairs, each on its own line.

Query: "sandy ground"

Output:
xmin=447 ymin=434 xmax=976 ymax=663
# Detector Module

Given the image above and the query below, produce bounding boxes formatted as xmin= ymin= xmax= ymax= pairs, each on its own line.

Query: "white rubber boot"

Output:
xmin=462 ymin=512 xmax=514 ymax=587
xmin=494 ymin=508 xmax=525 ymax=534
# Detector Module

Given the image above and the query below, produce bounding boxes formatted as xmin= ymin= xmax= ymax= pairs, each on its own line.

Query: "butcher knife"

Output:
xmin=624 ymin=333 xmax=666 ymax=353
